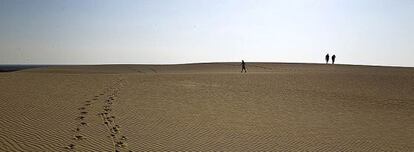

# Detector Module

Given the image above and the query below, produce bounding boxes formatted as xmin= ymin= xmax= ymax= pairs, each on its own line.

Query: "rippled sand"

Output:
xmin=0 ymin=63 xmax=413 ymax=151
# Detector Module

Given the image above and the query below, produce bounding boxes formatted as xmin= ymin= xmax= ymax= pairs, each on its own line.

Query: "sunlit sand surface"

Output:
xmin=0 ymin=63 xmax=413 ymax=151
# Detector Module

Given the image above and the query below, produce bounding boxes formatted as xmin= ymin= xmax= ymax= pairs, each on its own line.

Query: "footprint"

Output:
xmin=74 ymin=135 xmax=86 ymax=140
xmin=121 ymin=136 xmax=127 ymax=141
xmin=112 ymin=129 xmax=119 ymax=134
xmin=116 ymin=141 xmax=126 ymax=147
xmin=71 ymin=128 xmax=81 ymax=132
xmin=76 ymin=116 xmax=85 ymax=120
xmin=64 ymin=144 xmax=75 ymax=150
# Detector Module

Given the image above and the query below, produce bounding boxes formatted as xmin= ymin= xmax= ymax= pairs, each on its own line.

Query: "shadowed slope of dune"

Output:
xmin=0 ymin=63 xmax=413 ymax=151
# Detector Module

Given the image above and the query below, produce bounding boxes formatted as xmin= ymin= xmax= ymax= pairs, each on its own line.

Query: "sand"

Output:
xmin=0 ymin=63 xmax=413 ymax=151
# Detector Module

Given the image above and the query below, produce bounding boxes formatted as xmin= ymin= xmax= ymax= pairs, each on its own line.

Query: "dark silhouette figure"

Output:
xmin=241 ymin=60 xmax=247 ymax=73
xmin=332 ymin=54 xmax=336 ymax=64
xmin=325 ymin=53 xmax=330 ymax=64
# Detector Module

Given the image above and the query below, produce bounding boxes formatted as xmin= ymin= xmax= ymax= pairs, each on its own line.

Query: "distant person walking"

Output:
xmin=332 ymin=54 xmax=336 ymax=64
xmin=325 ymin=53 xmax=330 ymax=64
xmin=241 ymin=60 xmax=247 ymax=73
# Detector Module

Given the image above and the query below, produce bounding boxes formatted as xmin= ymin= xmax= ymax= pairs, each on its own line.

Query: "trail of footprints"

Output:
xmin=65 ymin=78 xmax=132 ymax=152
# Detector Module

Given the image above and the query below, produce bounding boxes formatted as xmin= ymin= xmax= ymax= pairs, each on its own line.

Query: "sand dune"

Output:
xmin=0 ymin=63 xmax=413 ymax=151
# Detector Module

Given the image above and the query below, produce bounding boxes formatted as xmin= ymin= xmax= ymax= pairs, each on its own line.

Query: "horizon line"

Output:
xmin=1 ymin=62 xmax=413 ymax=68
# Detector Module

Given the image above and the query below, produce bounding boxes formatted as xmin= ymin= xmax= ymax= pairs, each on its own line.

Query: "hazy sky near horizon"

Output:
xmin=1 ymin=0 xmax=413 ymax=66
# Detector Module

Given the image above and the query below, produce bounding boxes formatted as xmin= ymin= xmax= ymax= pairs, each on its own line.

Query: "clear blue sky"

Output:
xmin=1 ymin=0 xmax=413 ymax=66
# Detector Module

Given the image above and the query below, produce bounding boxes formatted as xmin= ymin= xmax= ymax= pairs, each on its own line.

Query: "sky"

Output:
xmin=0 ymin=0 xmax=413 ymax=66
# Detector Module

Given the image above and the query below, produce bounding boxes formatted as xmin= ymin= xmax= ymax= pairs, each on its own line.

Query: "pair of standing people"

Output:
xmin=325 ymin=54 xmax=336 ymax=64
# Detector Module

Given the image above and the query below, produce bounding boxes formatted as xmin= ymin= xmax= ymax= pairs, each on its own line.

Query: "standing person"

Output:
xmin=241 ymin=60 xmax=247 ymax=73
xmin=325 ymin=53 xmax=330 ymax=64
xmin=332 ymin=54 xmax=336 ymax=64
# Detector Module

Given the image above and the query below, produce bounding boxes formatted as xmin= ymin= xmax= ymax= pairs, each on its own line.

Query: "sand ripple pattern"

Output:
xmin=1 ymin=64 xmax=413 ymax=151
